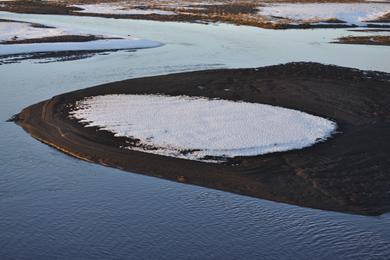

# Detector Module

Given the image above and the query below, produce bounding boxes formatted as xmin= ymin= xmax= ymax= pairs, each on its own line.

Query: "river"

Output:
xmin=1 ymin=12 xmax=389 ymax=260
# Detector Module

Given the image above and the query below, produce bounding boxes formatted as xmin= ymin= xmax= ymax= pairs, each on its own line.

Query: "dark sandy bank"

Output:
xmin=14 ymin=62 xmax=390 ymax=215
xmin=1 ymin=35 xmax=114 ymax=45
xmin=333 ymin=35 xmax=390 ymax=46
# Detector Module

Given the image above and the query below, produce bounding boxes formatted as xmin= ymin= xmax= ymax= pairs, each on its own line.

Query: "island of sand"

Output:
xmin=14 ymin=62 xmax=390 ymax=215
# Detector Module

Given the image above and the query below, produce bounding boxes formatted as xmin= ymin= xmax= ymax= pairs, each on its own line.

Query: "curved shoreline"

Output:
xmin=14 ymin=62 xmax=390 ymax=215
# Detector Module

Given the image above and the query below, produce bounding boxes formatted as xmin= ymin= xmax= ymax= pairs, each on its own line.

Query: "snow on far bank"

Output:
xmin=0 ymin=38 xmax=162 ymax=56
xmin=258 ymin=3 xmax=390 ymax=25
xmin=72 ymin=3 xmax=176 ymax=15
xmin=0 ymin=20 xmax=162 ymax=56
xmin=70 ymin=94 xmax=336 ymax=162
xmin=0 ymin=21 xmax=68 ymax=42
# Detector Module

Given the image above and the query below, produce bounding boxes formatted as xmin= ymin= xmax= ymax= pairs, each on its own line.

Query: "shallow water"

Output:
xmin=1 ymin=12 xmax=390 ymax=260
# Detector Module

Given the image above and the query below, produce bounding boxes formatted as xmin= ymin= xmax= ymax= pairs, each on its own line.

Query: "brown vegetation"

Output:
xmin=334 ymin=35 xmax=390 ymax=46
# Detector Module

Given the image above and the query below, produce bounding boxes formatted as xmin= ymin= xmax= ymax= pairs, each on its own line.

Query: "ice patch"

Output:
xmin=70 ymin=94 xmax=336 ymax=162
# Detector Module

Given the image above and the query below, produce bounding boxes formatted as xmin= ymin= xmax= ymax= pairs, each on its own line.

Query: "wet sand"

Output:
xmin=0 ymin=18 xmax=54 ymax=28
xmin=0 ymin=49 xmax=122 ymax=65
xmin=14 ymin=62 xmax=390 ymax=216
xmin=1 ymin=34 xmax=114 ymax=44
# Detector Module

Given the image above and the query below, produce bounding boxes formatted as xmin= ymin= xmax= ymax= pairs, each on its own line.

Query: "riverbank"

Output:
xmin=1 ymin=0 xmax=389 ymax=29
xmin=334 ymin=35 xmax=390 ymax=45
xmin=14 ymin=62 xmax=390 ymax=215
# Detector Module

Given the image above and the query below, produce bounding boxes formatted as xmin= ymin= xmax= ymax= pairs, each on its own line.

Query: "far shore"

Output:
xmin=333 ymin=35 xmax=390 ymax=46
xmin=1 ymin=0 xmax=388 ymax=30
xmin=0 ymin=19 xmax=120 ymax=45
xmin=14 ymin=62 xmax=390 ymax=216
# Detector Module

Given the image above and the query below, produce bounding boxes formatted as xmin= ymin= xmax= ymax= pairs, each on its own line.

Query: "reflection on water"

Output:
xmin=0 ymin=12 xmax=390 ymax=260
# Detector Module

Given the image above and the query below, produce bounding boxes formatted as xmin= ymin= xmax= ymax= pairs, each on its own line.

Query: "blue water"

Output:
xmin=1 ymin=12 xmax=390 ymax=260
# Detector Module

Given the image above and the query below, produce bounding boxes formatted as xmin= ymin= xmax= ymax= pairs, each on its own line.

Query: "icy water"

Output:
xmin=1 ymin=12 xmax=390 ymax=260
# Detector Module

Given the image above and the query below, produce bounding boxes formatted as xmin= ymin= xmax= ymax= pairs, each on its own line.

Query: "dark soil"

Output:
xmin=366 ymin=12 xmax=390 ymax=23
xmin=0 ymin=0 xmax=82 ymax=15
xmin=333 ymin=35 xmax=390 ymax=46
xmin=14 ymin=62 xmax=390 ymax=216
xmin=0 ymin=49 xmax=133 ymax=65
xmin=0 ymin=18 xmax=55 ymax=28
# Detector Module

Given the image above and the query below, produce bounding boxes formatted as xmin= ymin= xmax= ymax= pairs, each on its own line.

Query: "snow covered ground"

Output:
xmin=70 ymin=94 xmax=336 ymax=162
xmin=0 ymin=20 xmax=162 ymax=56
xmin=72 ymin=3 xmax=176 ymax=15
xmin=258 ymin=3 xmax=390 ymax=25
xmin=0 ymin=21 xmax=68 ymax=42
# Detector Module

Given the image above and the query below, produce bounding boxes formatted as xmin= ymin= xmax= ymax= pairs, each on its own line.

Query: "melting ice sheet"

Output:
xmin=70 ymin=94 xmax=336 ymax=161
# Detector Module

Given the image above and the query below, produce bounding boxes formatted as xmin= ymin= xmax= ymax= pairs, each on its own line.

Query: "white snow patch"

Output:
xmin=0 ymin=21 xmax=68 ymax=42
xmin=259 ymin=3 xmax=390 ymax=25
xmin=73 ymin=3 xmax=176 ymax=15
xmin=70 ymin=94 xmax=336 ymax=162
